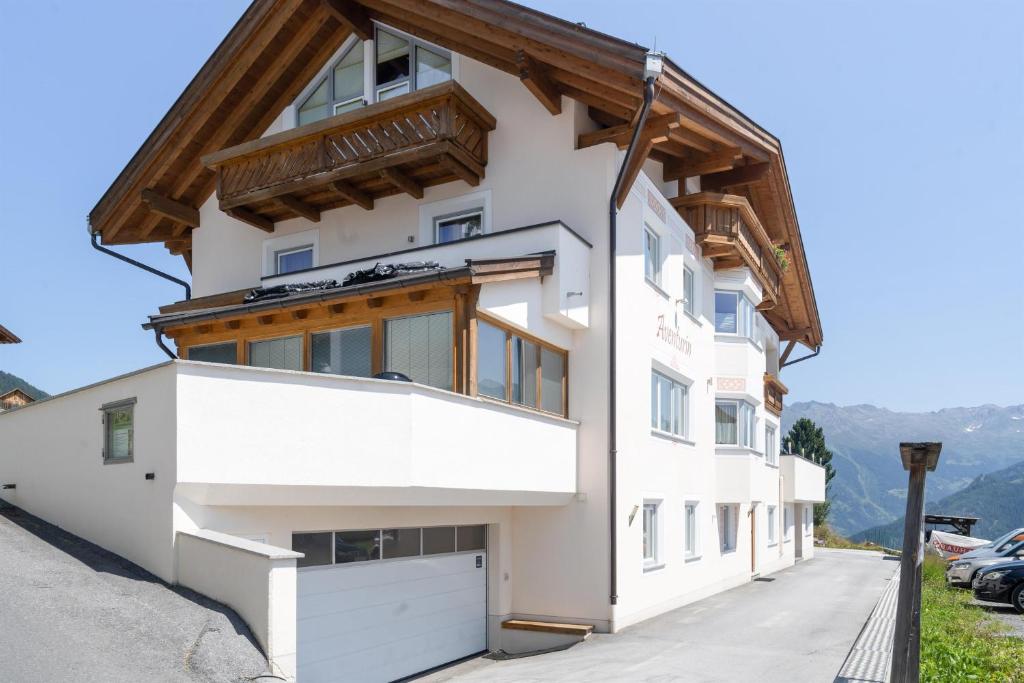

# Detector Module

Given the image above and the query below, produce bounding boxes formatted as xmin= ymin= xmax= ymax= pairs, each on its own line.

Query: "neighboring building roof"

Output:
xmin=89 ymin=0 xmax=821 ymax=348
xmin=0 ymin=324 xmax=21 ymax=344
xmin=0 ymin=388 xmax=35 ymax=409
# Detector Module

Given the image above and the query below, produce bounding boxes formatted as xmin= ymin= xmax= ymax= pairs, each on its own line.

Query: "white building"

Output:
xmin=0 ymin=2 xmax=825 ymax=681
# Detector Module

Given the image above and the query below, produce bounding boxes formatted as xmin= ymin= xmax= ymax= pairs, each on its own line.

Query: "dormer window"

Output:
xmin=295 ymin=26 xmax=451 ymax=127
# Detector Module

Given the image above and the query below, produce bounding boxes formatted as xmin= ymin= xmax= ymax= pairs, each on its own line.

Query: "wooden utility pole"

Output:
xmin=890 ymin=442 xmax=942 ymax=683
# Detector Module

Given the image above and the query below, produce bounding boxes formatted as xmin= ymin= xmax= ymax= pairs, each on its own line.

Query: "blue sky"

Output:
xmin=1 ymin=0 xmax=1021 ymax=411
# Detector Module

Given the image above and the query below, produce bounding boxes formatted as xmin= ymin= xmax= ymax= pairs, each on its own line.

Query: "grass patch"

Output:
xmin=920 ymin=554 xmax=1024 ymax=682
xmin=817 ymin=525 xmax=897 ymax=553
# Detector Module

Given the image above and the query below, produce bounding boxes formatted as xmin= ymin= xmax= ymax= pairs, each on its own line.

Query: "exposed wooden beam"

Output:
xmin=141 ymin=189 xmax=199 ymax=227
xmin=276 ymin=194 xmax=321 ymax=222
xmin=330 ymin=181 xmax=374 ymax=210
xmin=291 ymin=309 xmax=310 ymax=321
xmin=578 ymin=113 xmax=682 ymax=150
xmin=515 ymin=50 xmax=561 ymax=115
xmin=366 ymin=297 xmax=384 ymax=309
xmin=408 ymin=290 xmax=427 ymax=302
xmin=614 ymin=138 xmax=655 ymax=209
xmin=257 ymin=314 xmax=275 ymax=326
xmin=225 ymin=320 xmax=241 ymax=330
xmin=441 ymin=155 xmax=480 ymax=186
xmin=700 ymin=162 xmax=771 ymax=191
xmin=664 ymin=148 xmax=743 ymax=181
xmin=379 ymin=167 xmax=423 ymax=199
xmin=322 ymin=0 xmax=373 ymax=40
xmin=779 ymin=340 xmax=797 ymax=366
xmin=226 ymin=208 xmax=274 ymax=233
xmin=328 ymin=302 xmax=346 ymax=315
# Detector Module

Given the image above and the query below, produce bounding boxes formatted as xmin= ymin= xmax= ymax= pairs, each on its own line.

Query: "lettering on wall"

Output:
xmin=656 ymin=314 xmax=692 ymax=356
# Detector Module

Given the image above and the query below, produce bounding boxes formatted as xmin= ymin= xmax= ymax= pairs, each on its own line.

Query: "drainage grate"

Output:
xmin=753 ymin=577 xmax=776 ymax=582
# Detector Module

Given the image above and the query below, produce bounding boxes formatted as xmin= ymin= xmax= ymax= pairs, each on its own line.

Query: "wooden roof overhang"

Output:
xmin=0 ymin=324 xmax=21 ymax=344
xmin=145 ymin=253 xmax=553 ymax=337
xmin=89 ymin=0 xmax=820 ymax=348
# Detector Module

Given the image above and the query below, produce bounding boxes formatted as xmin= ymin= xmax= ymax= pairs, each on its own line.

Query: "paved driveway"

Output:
xmin=426 ymin=549 xmax=898 ymax=683
xmin=0 ymin=504 xmax=269 ymax=683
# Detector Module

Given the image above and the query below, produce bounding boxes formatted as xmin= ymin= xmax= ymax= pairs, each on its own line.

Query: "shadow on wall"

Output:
xmin=0 ymin=501 xmax=261 ymax=653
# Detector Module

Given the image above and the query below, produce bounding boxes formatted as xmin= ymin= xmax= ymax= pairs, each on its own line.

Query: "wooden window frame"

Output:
xmin=476 ymin=312 xmax=568 ymax=418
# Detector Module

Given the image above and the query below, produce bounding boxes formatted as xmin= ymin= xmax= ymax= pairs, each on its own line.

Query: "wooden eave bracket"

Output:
xmin=379 ymin=168 xmax=423 ymax=199
xmin=141 ymin=189 xmax=200 ymax=227
xmin=322 ymin=0 xmax=372 ymax=41
xmin=226 ymin=208 xmax=274 ymax=233
xmin=331 ymin=181 xmax=374 ymax=210
xmin=516 ymin=50 xmax=562 ymax=115
xmin=276 ymin=195 xmax=320 ymax=222
xmin=700 ymin=162 xmax=771 ymax=192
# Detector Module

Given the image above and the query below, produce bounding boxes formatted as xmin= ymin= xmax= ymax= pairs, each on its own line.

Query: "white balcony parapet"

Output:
xmin=781 ymin=454 xmax=826 ymax=503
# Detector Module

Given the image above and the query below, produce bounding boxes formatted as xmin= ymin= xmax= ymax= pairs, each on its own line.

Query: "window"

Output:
xmin=683 ymin=266 xmax=695 ymax=316
xmin=718 ymin=504 xmax=736 ymax=552
xmin=101 ymin=398 xmax=135 ymax=463
xmin=292 ymin=525 xmax=484 ymax=569
xmin=186 ymin=341 xmax=237 ymax=364
xmin=714 ymin=290 xmax=756 ymax=338
xmin=651 ymin=371 xmax=688 ymax=438
xmin=434 ymin=209 xmax=483 ymax=244
xmin=767 ymin=505 xmax=777 ymax=545
xmin=299 ymin=40 xmax=365 ymax=125
xmin=685 ymin=502 xmax=700 ymax=559
xmin=311 ymin=326 xmax=372 ymax=377
xmin=276 ymin=245 xmax=314 ymax=275
xmin=376 ymin=28 xmax=411 ymax=100
xmin=715 ymin=400 xmax=756 ymax=447
xmin=804 ymin=506 xmax=812 ymax=535
xmin=784 ymin=505 xmax=793 ymax=542
xmin=644 ymin=226 xmax=661 ymax=286
xmin=248 ymin=336 xmax=303 ymax=371
xmin=765 ymin=425 xmax=777 ymax=465
xmin=384 ymin=311 xmax=453 ymax=390
xmin=642 ymin=502 xmax=660 ymax=567
xmin=475 ymin=318 xmax=567 ymax=416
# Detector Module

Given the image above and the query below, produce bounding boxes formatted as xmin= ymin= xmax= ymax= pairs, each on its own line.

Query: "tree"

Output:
xmin=784 ymin=418 xmax=836 ymax=527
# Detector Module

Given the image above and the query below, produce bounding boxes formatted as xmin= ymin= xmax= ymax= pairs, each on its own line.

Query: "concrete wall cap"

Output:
xmin=177 ymin=528 xmax=303 ymax=560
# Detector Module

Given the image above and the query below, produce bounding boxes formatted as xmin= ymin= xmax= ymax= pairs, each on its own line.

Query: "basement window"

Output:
xmin=101 ymin=398 xmax=136 ymax=464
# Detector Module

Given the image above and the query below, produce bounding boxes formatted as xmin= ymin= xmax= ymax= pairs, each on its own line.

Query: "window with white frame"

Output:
xmin=718 ymin=504 xmax=737 ymax=552
xmin=642 ymin=501 xmax=660 ymax=568
xmin=101 ymin=398 xmax=135 ymax=464
xmin=685 ymin=502 xmax=700 ymax=559
xmin=683 ymin=266 xmax=696 ymax=316
xmin=767 ymin=505 xmax=778 ymax=545
xmin=784 ymin=505 xmax=793 ymax=541
xmin=295 ymin=27 xmax=451 ymax=126
xmin=434 ymin=208 xmax=483 ymax=244
xmin=804 ymin=506 xmax=812 ymax=535
xmin=714 ymin=289 xmax=756 ymax=338
xmin=765 ymin=425 xmax=777 ymax=465
xmin=643 ymin=225 xmax=661 ymax=286
xmin=651 ymin=371 xmax=689 ymax=439
xmin=275 ymin=245 xmax=314 ymax=275
xmin=715 ymin=400 xmax=756 ymax=447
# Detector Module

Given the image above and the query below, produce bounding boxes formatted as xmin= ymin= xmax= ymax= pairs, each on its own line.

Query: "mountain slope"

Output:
xmin=783 ymin=402 xmax=1024 ymax=536
xmin=853 ymin=459 xmax=1024 ymax=548
xmin=0 ymin=371 xmax=48 ymax=401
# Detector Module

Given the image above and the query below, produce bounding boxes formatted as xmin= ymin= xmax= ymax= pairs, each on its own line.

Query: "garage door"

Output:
xmin=295 ymin=525 xmax=487 ymax=683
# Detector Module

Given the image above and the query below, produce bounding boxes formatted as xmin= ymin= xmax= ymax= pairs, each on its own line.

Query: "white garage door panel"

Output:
xmin=298 ymin=552 xmax=486 ymax=683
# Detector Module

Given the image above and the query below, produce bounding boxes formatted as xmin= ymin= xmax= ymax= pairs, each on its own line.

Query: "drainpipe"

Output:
xmin=608 ymin=52 xmax=662 ymax=607
xmin=90 ymin=229 xmax=191 ymax=359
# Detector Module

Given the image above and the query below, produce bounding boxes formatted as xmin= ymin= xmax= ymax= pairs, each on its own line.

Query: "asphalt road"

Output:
xmin=0 ymin=504 xmax=270 ymax=683
xmin=425 ymin=549 xmax=898 ymax=683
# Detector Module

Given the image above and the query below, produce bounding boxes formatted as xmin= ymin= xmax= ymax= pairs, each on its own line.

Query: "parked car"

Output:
xmin=972 ymin=560 xmax=1024 ymax=613
xmin=947 ymin=537 xmax=1024 ymax=587
xmin=950 ymin=528 xmax=1024 ymax=561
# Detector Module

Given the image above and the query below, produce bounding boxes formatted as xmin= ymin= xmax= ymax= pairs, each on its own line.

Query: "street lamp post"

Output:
xmin=890 ymin=442 xmax=942 ymax=683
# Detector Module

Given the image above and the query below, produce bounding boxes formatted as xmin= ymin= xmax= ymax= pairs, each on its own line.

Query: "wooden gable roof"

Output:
xmin=87 ymin=0 xmax=820 ymax=348
xmin=0 ymin=324 xmax=21 ymax=344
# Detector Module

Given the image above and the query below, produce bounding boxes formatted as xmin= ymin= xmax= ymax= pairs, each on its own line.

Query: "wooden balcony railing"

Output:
xmin=764 ymin=372 xmax=788 ymax=416
xmin=670 ymin=192 xmax=784 ymax=308
xmin=202 ymin=81 xmax=496 ymax=229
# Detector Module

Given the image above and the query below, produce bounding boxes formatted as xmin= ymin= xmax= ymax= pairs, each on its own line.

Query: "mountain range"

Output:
xmin=782 ymin=401 xmax=1024 ymax=537
xmin=0 ymin=370 xmax=48 ymax=401
xmin=852 ymin=459 xmax=1024 ymax=548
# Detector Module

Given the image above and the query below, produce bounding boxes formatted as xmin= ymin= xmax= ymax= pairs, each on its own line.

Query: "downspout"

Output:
xmin=90 ymin=229 xmax=191 ymax=360
xmin=608 ymin=53 xmax=662 ymax=607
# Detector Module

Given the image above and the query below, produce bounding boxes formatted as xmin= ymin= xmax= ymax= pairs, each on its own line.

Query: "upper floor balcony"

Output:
xmin=671 ymin=192 xmax=783 ymax=309
xmin=202 ymin=81 xmax=496 ymax=231
xmin=781 ymin=454 xmax=826 ymax=503
xmin=764 ymin=373 xmax=787 ymax=417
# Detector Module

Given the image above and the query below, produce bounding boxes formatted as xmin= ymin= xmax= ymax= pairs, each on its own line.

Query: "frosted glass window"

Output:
xmin=540 ymin=348 xmax=564 ymax=415
xmin=298 ymin=78 xmax=329 ymax=126
xmin=384 ymin=311 xmax=452 ymax=390
xmin=248 ymin=336 xmax=303 ymax=371
xmin=311 ymin=326 xmax=372 ymax=377
xmin=187 ymin=342 xmax=236 ymax=364
xmin=477 ymin=321 xmax=507 ymax=400
xmin=416 ymin=46 xmax=451 ymax=88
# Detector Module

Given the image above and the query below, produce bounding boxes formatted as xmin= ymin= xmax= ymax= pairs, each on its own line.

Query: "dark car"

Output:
xmin=972 ymin=560 xmax=1024 ymax=613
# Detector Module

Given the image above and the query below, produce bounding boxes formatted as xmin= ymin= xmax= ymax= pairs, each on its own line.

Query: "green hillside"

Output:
xmin=0 ymin=370 xmax=49 ymax=401
xmin=853 ymin=459 xmax=1024 ymax=548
